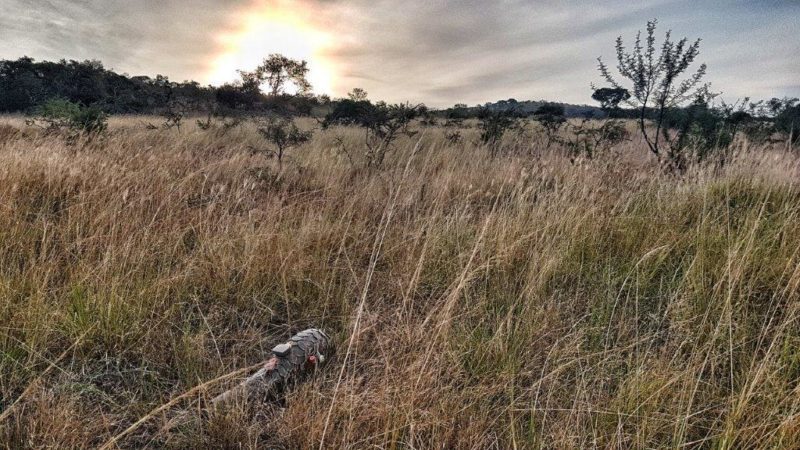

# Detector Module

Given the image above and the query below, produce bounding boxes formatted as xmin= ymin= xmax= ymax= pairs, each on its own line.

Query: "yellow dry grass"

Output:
xmin=1 ymin=117 xmax=799 ymax=449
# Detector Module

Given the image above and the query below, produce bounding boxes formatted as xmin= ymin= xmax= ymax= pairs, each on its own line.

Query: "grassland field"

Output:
xmin=0 ymin=116 xmax=799 ymax=448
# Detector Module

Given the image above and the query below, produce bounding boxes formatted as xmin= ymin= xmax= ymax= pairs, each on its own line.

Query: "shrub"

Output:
xmin=215 ymin=83 xmax=262 ymax=110
xmin=477 ymin=108 xmax=518 ymax=157
xmin=445 ymin=130 xmax=463 ymax=145
xmin=0 ymin=124 xmax=21 ymax=144
xmin=256 ymin=117 xmax=313 ymax=168
xmin=661 ymin=96 xmax=761 ymax=164
xmin=532 ymin=103 xmax=566 ymax=148
xmin=562 ymin=119 xmax=629 ymax=160
xmin=773 ymin=100 xmax=800 ymax=145
xmin=69 ymin=105 xmax=108 ymax=134
xmin=322 ymin=98 xmax=375 ymax=127
xmin=195 ymin=105 xmax=245 ymax=135
xmin=27 ymin=98 xmax=107 ymax=135
xmin=323 ymin=98 xmax=422 ymax=168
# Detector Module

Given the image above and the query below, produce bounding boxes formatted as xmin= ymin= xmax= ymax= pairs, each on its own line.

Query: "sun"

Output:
xmin=207 ymin=0 xmax=335 ymax=95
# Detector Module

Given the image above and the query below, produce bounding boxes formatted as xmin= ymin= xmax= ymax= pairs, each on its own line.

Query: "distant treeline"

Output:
xmin=1 ymin=56 xmax=797 ymax=138
xmin=439 ymin=100 xmax=605 ymax=119
xmin=0 ymin=57 xmax=327 ymax=115
xmin=0 ymin=57 xmax=619 ymax=119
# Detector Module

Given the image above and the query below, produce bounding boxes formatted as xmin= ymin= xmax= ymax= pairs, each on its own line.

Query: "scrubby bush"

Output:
xmin=195 ymin=105 xmax=245 ymax=135
xmin=532 ymin=103 xmax=566 ymax=148
xmin=477 ymin=108 xmax=518 ymax=157
xmin=27 ymin=98 xmax=107 ymax=135
xmin=323 ymin=98 xmax=375 ymax=127
xmin=562 ymin=119 xmax=628 ymax=160
xmin=773 ymin=98 xmax=799 ymax=144
xmin=660 ymin=95 xmax=729 ymax=165
xmin=445 ymin=130 xmax=463 ymax=145
xmin=69 ymin=104 xmax=108 ymax=134
xmin=445 ymin=103 xmax=473 ymax=120
xmin=323 ymin=96 xmax=423 ymax=167
xmin=256 ymin=117 xmax=313 ymax=168
xmin=661 ymin=96 xmax=765 ymax=165
xmin=0 ymin=124 xmax=21 ymax=144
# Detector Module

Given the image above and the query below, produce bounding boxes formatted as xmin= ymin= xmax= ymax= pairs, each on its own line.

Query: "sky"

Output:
xmin=0 ymin=0 xmax=798 ymax=107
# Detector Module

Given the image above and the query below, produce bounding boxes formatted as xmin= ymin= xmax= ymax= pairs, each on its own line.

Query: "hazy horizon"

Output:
xmin=1 ymin=0 xmax=798 ymax=107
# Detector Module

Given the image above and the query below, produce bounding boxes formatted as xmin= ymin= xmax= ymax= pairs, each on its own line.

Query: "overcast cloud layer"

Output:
xmin=1 ymin=0 xmax=797 ymax=106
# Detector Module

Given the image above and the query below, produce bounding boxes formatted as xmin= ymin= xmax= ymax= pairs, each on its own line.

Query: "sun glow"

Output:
xmin=207 ymin=0 xmax=336 ymax=94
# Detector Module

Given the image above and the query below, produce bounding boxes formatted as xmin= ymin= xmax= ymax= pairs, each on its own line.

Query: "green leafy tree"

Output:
xmin=27 ymin=98 xmax=107 ymax=135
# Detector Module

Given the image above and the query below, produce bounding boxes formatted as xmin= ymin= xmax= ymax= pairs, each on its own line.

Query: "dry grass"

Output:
xmin=0 ymin=117 xmax=799 ymax=449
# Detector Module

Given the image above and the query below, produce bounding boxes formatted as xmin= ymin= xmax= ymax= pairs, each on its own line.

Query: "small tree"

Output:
xmin=257 ymin=117 xmax=312 ymax=168
xmin=598 ymin=19 xmax=708 ymax=166
xmin=591 ymin=87 xmax=631 ymax=117
xmin=69 ymin=105 xmax=108 ymax=134
xmin=348 ymin=88 xmax=369 ymax=102
xmin=241 ymin=54 xmax=311 ymax=97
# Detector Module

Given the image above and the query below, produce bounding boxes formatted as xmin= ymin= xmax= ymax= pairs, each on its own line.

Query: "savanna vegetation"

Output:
xmin=0 ymin=20 xmax=799 ymax=450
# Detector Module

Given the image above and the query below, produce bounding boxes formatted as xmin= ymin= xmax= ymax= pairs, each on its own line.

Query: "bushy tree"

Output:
xmin=445 ymin=103 xmax=472 ymax=120
xmin=659 ymin=94 xmax=769 ymax=165
xmin=27 ymin=98 xmax=107 ymax=135
xmin=591 ymin=87 xmax=631 ymax=117
xmin=69 ymin=104 xmax=108 ymax=134
xmin=598 ymin=19 xmax=708 ymax=166
xmin=323 ymin=98 xmax=374 ymax=126
xmin=348 ymin=88 xmax=369 ymax=102
xmin=241 ymin=54 xmax=311 ymax=97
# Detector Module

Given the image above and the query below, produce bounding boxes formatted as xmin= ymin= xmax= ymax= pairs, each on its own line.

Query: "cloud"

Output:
xmin=0 ymin=0 xmax=797 ymax=106
xmin=0 ymin=0 xmax=248 ymax=80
